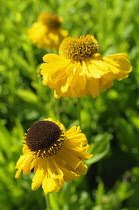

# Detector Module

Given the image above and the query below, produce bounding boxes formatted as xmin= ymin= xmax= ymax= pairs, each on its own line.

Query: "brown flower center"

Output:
xmin=59 ymin=34 xmax=99 ymax=61
xmin=26 ymin=121 xmax=64 ymax=157
xmin=38 ymin=13 xmax=62 ymax=29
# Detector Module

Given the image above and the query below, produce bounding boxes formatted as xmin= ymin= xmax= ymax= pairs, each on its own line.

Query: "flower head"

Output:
xmin=40 ymin=34 xmax=132 ymax=98
xmin=28 ymin=13 xmax=68 ymax=50
xmin=15 ymin=118 xmax=92 ymax=194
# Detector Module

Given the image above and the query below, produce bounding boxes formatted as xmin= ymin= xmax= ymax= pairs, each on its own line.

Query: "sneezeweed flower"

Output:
xmin=15 ymin=118 xmax=92 ymax=194
xmin=28 ymin=13 xmax=68 ymax=50
xmin=40 ymin=34 xmax=132 ymax=98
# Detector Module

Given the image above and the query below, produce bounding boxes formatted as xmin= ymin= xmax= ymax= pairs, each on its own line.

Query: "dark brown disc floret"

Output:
xmin=26 ymin=121 xmax=62 ymax=152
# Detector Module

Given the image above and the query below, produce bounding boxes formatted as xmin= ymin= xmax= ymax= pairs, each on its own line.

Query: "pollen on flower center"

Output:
xmin=38 ymin=13 xmax=62 ymax=29
xmin=59 ymin=34 xmax=100 ymax=61
xmin=26 ymin=121 xmax=65 ymax=157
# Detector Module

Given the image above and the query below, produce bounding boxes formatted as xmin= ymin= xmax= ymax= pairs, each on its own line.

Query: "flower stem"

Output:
xmin=77 ymin=97 xmax=82 ymax=128
xmin=55 ymin=98 xmax=60 ymax=121
xmin=45 ymin=194 xmax=51 ymax=210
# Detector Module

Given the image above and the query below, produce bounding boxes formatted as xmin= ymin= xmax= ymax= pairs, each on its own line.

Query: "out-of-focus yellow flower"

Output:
xmin=40 ymin=34 xmax=132 ymax=98
xmin=28 ymin=13 xmax=68 ymax=50
xmin=15 ymin=118 xmax=92 ymax=194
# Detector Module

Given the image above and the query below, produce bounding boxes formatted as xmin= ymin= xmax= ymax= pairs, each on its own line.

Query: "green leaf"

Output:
xmin=86 ymin=133 xmax=112 ymax=165
xmin=116 ymin=118 xmax=139 ymax=161
xmin=16 ymin=89 xmax=39 ymax=104
xmin=0 ymin=125 xmax=11 ymax=156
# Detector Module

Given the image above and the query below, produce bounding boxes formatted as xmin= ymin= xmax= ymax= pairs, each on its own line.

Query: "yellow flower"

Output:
xmin=15 ymin=118 xmax=92 ymax=194
xmin=28 ymin=13 xmax=68 ymax=50
xmin=40 ymin=34 xmax=132 ymax=98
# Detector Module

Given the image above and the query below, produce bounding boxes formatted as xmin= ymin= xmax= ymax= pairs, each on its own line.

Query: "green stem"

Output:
xmin=77 ymin=97 xmax=82 ymax=128
xmin=45 ymin=194 xmax=51 ymax=210
xmin=55 ymin=98 xmax=60 ymax=121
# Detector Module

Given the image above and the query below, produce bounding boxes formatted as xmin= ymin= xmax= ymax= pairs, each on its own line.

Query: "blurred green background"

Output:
xmin=0 ymin=0 xmax=139 ymax=209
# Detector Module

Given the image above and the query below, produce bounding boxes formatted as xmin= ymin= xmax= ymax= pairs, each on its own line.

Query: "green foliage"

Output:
xmin=0 ymin=0 xmax=139 ymax=209
xmin=87 ymin=133 xmax=112 ymax=165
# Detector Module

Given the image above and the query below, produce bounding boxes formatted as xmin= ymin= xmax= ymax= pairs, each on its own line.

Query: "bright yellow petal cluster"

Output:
xmin=15 ymin=118 xmax=92 ymax=194
xmin=40 ymin=35 xmax=132 ymax=98
xmin=28 ymin=13 xmax=68 ymax=50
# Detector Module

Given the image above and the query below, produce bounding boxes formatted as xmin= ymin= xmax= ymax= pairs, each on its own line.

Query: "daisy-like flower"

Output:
xmin=40 ymin=34 xmax=132 ymax=98
xmin=28 ymin=13 xmax=68 ymax=50
xmin=15 ymin=118 xmax=92 ymax=194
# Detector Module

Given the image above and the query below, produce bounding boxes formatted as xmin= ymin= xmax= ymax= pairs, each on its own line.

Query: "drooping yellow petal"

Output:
xmin=87 ymin=60 xmax=109 ymax=78
xmin=28 ymin=13 xmax=68 ymax=50
xmin=32 ymin=167 xmax=46 ymax=190
xmin=103 ymin=53 xmax=132 ymax=75
xmin=40 ymin=35 xmax=132 ymax=98
xmin=40 ymin=157 xmax=64 ymax=194
xmin=87 ymin=78 xmax=100 ymax=98
xmin=61 ymin=75 xmax=73 ymax=93
xmin=66 ymin=126 xmax=80 ymax=135
xmin=43 ymin=54 xmax=69 ymax=63
xmin=40 ymin=61 xmax=68 ymax=75
xmin=59 ymin=148 xmax=82 ymax=169
xmin=54 ymin=155 xmax=79 ymax=182
xmin=47 ymin=157 xmax=64 ymax=180
xmin=75 ymin=162 xmax=88 ymax=175
xmin=15 ymin=154 xmax=33 ymax=177
xmin=81 ymin=54 xmax=109 ymax=79
xmin=100 ymin=72 xmax=114 ymax=91
xmin=30 ymin=158 xmax=39 ymax=172
xmin=15 ymin=118 xmax=93 ymax=194
xmin=80 ymin=60 xmax=91 ymax=77
xmin=42 ymin=177 xmax=59 ymax=194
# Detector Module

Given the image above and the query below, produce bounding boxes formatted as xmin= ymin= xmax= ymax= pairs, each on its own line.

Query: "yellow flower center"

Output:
xmin=59 ymin=34 xmax=99 ymax=61
xmin=38 ymin=13 xmax=62 ymax=29
xmin=26 ymin=121 xmax=65 ymax=157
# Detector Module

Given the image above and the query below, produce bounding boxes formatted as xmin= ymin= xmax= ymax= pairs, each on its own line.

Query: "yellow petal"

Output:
xmin=65 ymin=63 xmax=83 ymax=88
xmin=15 ymin=154 xmax=33 ymax=177
xmin=42 ymin=177 xmax=60 ymax=194
xmin=63 ymin=144 xmax=92 ymax=161
xmin=15 ymin=170 xmax=22 ymax=178
xmin=42 ymin=158 xmax=64 ymax=194
xmin=103 ymin=53 xmax=132 ymax=74
xmin=100 ymin=72 xmax=114 ymax=90
xmin=87 ymin=79 xmax=100 ymax=98
xmin=30 ymin=158 xmax=39 ymax=171
xmin=87 ymin=58 xmax=109 ymax=78
xmin=47 ymin=157 xmax=64 ymax=180
xmin=62 ymin=167 xmax=79 ymax=182
xmin=32 ymin=167 xmax=45 ymax=190
xmin=59 ymin=148 xmax=82 ymax=169
xmin=54 ymin=155 xmax=79 ymax=182
xmin=75 ymin=162 xmax=88 ymax=175
xmin=43 ymin=54 xmax=70 ymax=63
xmin=66 ymin=126 xmax=80 ymax=135
xmin=61 ymin=76 xmax=73 ymax=93
xmin=40 ymin=62 xmax=65 ymax=75
xmin=80 ymin=61 xmax=91 ymax=77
